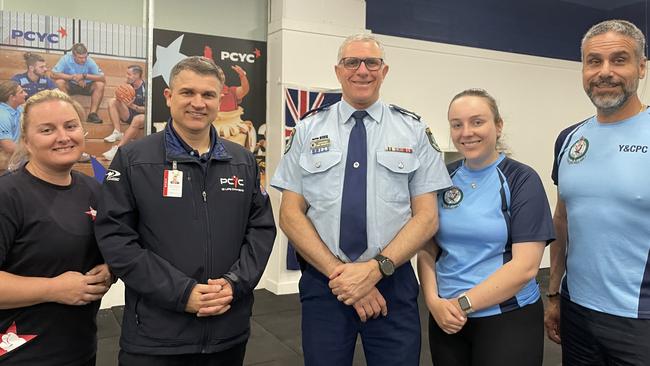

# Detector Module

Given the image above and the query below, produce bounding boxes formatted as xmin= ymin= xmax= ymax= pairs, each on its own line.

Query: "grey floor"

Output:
xmin=96 ymin=269 xmax=561 ymax=365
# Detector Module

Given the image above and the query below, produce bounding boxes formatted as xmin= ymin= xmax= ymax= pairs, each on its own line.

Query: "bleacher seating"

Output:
xmin=0 ymin=47 xmax=146 ymax=176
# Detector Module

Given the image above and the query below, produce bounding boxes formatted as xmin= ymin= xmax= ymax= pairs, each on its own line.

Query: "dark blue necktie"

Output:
xmin=339 ymin=110 xmax=368 ymax=261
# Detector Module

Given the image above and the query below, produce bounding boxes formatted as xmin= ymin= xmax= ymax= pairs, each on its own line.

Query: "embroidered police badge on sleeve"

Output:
xmin=442 ymin=186 xmax=463 ymax=209
xmin=285 ymin=128 xmax=296 ymax=154
xmin=425 ymin=127 xmax=441 ymax=152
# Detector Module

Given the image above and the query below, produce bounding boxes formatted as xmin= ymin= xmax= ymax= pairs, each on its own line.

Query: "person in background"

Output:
xmin=11 ymin=52 xmax=57 ymax=99
xmin=0 ymin=81 xmax=27 ymax=173
xmin=51 ymin=43 xmax=106 ymax=124
xmin=102 ymin=65 xmax=147 ymax=160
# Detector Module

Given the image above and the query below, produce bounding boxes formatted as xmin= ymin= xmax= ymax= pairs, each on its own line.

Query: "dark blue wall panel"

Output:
xmin=367 ymin=0 xmax=649 ymax=61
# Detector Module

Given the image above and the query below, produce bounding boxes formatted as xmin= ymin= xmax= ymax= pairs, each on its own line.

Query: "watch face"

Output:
xmin=380 ymin=260 xmax=395 ymax=276
xmin=458 ymin=296 xmax=471 ymax=311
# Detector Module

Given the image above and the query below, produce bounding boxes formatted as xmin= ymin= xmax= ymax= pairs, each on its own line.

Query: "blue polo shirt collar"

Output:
xmin=164 ymin=119 xmax=231 ymax=162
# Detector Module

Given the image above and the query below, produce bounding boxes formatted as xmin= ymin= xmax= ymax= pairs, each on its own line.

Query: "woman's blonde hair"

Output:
xmin=9 ymin=89 xmax=86 ymax=171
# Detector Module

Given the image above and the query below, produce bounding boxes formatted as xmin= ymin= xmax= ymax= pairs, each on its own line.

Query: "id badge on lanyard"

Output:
xmin=163 ymin=161 xmax=183 ymax=198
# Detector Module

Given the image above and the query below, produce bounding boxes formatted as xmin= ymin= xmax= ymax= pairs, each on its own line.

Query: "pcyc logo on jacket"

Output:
xmin=220 ymin=176 xmax=245 ymax=192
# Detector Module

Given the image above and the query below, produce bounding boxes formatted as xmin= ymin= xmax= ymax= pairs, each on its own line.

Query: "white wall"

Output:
xmin=153 ymin=0 xmax=267 ymax=41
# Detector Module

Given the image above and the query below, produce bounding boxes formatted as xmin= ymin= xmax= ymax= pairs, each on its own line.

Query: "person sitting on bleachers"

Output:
xmin=11 ymin=52 xmax=57 ymax=100
xmin=51 ymin=43 xmax=106 ymax=124
xmin=102 ymin=65 xmax=146 ymax=161
xmin=0 ymin=81 xmax=27 ymax=173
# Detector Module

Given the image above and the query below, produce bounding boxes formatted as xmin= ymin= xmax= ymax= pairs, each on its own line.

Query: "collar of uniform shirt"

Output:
xmin=338 ymin=99 xmax=384 ymax=125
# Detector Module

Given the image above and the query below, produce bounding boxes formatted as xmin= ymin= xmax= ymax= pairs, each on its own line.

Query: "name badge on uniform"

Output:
xmin=311 ymin=135 xmax=330 ymax=154
xmin=385 ymin=146 xmax=413 ymax=153
xmin=163 ymin=161 xmax=183 ymax=198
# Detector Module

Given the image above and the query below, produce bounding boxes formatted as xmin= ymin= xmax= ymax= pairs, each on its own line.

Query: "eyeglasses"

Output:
xmin=339 ymin=57 xmax=384 ymax=71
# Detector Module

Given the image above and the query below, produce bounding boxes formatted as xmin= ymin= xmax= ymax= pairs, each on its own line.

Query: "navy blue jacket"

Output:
xmin=95 ymin=124 xmax=276 ymax=355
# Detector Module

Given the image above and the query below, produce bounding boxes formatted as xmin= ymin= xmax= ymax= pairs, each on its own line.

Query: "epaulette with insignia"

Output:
xmin=389 ymin=104 xmax=421 ymax=121
xmin=300 ymin=103 xmax=334 ymax=120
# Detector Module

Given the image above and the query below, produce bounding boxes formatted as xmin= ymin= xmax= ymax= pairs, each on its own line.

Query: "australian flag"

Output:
xmin=284 ymin=87 xmax=341 ymax=270
xmin=284 ymin=87 xmax=342 ymax=145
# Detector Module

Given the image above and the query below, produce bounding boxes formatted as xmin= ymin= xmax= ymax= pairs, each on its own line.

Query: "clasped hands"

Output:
xmin=328 ymin=261 xmax=387 ymax=322
xmin=51 ymin=263 xmax=113 ymax=306
xmin=185 ymin=278 xmax=233 ymax=317
xmin=427 ymin=296 xmax=467 ymax=334
xmin=71 ymin=74 xmax=87 ymax=87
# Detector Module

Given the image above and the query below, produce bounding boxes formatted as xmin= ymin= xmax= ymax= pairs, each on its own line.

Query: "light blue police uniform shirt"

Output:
xmin=0 ymin=103 xmax=22 ymax=143
xmin=553 ymin=110 xmax=650 ymax=319
xmin=52 ymin=53 xmax=103 ymax=85
xmin=271 ymin=99 xmax=451 ymax=262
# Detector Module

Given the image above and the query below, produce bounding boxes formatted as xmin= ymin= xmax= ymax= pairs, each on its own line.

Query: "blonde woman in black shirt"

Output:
xmin=0 ymin=89 xmax=112 ymax=365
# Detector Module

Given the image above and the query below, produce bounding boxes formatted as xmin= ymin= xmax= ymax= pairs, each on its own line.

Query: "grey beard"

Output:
xmin=588 ymin=90 xmax=631 ymax=115
xmin=587 ymin=76 xmax=640 ymax=116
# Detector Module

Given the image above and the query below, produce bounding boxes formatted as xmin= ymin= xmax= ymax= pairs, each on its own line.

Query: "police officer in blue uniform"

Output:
xmin=271 ymin=34 xmax=451 ymax=366
xmin=545 ymin=19 xmax=650 ymax=365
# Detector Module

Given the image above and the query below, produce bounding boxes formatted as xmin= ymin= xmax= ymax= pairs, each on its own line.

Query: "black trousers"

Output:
xmin=428 ymin=298 xmax=543 ymax=366
xmin=118 ymin=342 xmax=247 ymax=366
xmin=561 ymin=297 xmax=650 ymax=366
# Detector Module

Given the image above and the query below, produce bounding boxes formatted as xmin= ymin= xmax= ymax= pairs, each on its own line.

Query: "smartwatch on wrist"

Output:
xmin=373 ymin=254 xmax=395 ymax=278
xmin=458 ymin=293 xmax=474 ymax=314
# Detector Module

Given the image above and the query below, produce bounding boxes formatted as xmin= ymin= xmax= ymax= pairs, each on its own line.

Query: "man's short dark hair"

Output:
xmin=128 ymin=65 xmax=143 ymax=78
xmin=169 ymin=56 xmax=224 ymax=89
xmin=71 ymin=43 xmax=88 ymax=55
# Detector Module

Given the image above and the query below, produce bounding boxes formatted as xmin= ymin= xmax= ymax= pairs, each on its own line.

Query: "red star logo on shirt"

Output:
xmin=0 ymin=322 xmax=37 ymax=356
xmin=85 ymin=206 xmax=97 ymax=221
xmin=254 ymin=48 xmax=262 ymax=58
xmin=57 ymin=27 xmax=68 ymax=38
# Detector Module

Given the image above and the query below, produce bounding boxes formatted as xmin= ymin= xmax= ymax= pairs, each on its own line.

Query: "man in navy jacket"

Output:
xmin=95 ymin=56 xmax=276 ymax=365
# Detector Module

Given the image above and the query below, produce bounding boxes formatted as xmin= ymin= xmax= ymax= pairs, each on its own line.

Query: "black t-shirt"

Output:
xmin=0 ymin=167 xmax=103 ymax=365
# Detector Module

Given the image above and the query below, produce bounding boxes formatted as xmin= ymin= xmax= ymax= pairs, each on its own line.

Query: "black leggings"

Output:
xmin=428 ymin=298 xmax=543 ymax=366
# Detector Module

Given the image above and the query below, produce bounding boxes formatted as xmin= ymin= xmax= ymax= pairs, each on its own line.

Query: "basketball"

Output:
xmin=115 ymin=83 xmax=135 ymax=104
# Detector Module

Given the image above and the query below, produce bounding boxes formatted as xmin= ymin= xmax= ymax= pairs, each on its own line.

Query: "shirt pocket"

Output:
xmin=376 ymin=151 xmax=419 ymax=203
xmin=299 ymin=151 xmax=342 ymax=203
